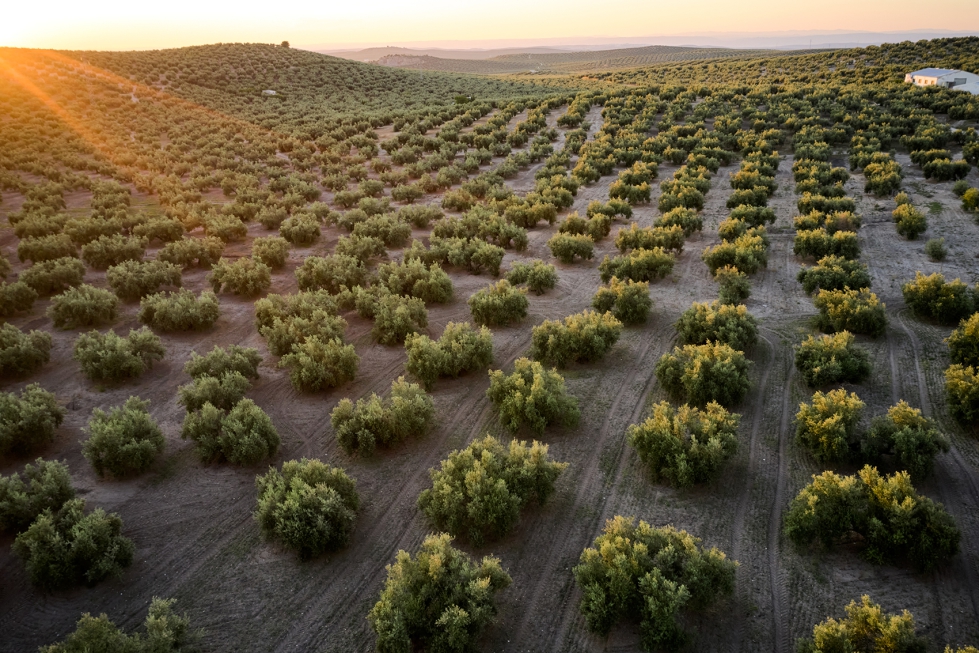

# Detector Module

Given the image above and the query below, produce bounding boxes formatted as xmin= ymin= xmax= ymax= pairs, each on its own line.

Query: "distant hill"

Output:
xmin=321 ymin=46 xmax=576 ymax=62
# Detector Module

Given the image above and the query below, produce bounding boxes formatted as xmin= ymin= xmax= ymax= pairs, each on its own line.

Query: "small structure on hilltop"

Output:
xmin=905 ymin=67 xmax=979 ymax=94
xmin=262 ymin=89 xmax=277 ymax=96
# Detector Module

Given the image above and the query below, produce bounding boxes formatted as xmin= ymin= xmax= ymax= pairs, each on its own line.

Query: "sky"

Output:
xmin=2 ymin=0 xmax=979 ymax=51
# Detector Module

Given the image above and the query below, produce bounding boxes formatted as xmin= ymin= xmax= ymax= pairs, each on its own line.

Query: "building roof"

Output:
xmin=908 ymin=67 xmax=960 ymax=77
xmin=955 ymin=82 xmax=979 ymax=95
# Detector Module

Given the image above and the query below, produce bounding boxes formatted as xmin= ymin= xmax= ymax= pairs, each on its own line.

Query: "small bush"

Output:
xmin=548 ymin=233 xmax=594 ymax=263
xmin=945 ymin=364 xmax=979 ymax=427
xmin=0 ymin=281 xmax=37 ymax=317
xmin=506 ymin=259 xmax=557 ymax=294
xmin=628 ymin=401 xmax=740 ymax=487
xmin=592 ymin=277 xmax=651 ymax=324
xmin=19 ymin=257 xmax=85 ymax=296
xmin=377 ymin=259 xmax=452 ymax=303
xmin=255 ymin=458 xmax=359 ymax=559
xmin=72 ymin=328 xmax=165 ymax=383
xmin=295 ymin=255 xmax=368 ymax=293
xmin=279 ymin=213 xmax=321 ymax=245
xmin=367 ymin=533 xmax=511 ymax=652
xmin=796 ymin=388 xmax=865 ymax=463
xmin=715 ymin=265 xmax=751 ymax=304
xmin=864 ymin=401 xmax=949 ymax=480
xmin=418 ymin=435 xmax=567 ymax=544
xmin=655 ymin=207 xmax=703 ymax=236
xmin=892 ymin=204 xmax=927 ymax=240
xmin=158 ymin=237 xmax=225 ymax=268
xmin=600 ymin=247 xmax=675 ymax=283
xmin=186 ymin=345 xmax=261 ymax=380
xmin=531 ymin=310 xmax=623 ymax=368
xmin=947 ymin=313 xmax=979 ymax=368
xmin=963 ymin=187 xmax=979 ymax=212
xmin=279 ymin=336 xmax=358 ymax=392
xmin=209 ymin=257 xmax=271 ymax=296
xmin=0 ymin=323 xmax=51 ymax=376
xmin=132 ymin=216 xmax=184 ymax=243
xmin=902 ymin=271 xmax=976 ymax=325
xmin=0 ymin=385 xmax=64 ymax=456
xmin=405 ymin=322 xmax=493 ymax=389
xmin=178 ymin=372 xmax=251 ymax=412
xmin=335 ymin=234 xmax=386 ymax=262
xmin=47 ymin=284 xmax=118 ymax=329
xmin=675 ymin=301 xmax=757 ymax=349
xmin=573 ymin=516 xmax=736 ymax=651
xmin=487 ymin=358 xmax=580 ymax=434
xmin=793 ymin=228 xmax=860 ymax=260
xmin=795 ymin=596 xmax=926 ymax=653
xmin=795 ymin=331 xmax=872 ymax=387
xmin=181 ymin=398 xmax=279 ymax=465
xmin=138 ymin=289 xmax=220 ymax=331
xmin=82 ymin=397 xmax=165 ymax=478
xmin=656 ymin=342 xmax=752 ymax=407
xmin=924 ymin=237 xmax=947 ymax=262
xmin=252 ymin=236 xmax=289 ymax=268
xmin=81 ymin=234 xmax=146 ymax=269
xmin=468 ymin=280 xmax=528 ymax=326
xmin=203 ymin=214 xmax=248 ymax=242
xmin=814 ymin=288 xmax=887 ymax=337
xmin=13 ymin=498 xmax=134 ymax=590
xmin=39 ymin=597 xmax=194 ymax=653
xmin=797 ymin=255 xmax=871 ymax=294
xmin=364 ymin=291 xmax=428 ymax=344
xmin=0 ymin=458 xmax=74 ymax=534
xmin=106 ymin=259 xmax=181 ymax=301
xmin=615 ymin=224 xmax=685 ymax=254
xmin=18 ymin=234 xmax=76 ymax=263
xmin=330 ymin=377 xmax=434 ymax=456
xmin=703 ymin=235 xmax=768 ymax=274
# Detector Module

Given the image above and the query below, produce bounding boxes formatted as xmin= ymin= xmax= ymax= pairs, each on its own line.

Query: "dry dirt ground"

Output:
xmin=1 ymin=112 xmax=979 ymax=653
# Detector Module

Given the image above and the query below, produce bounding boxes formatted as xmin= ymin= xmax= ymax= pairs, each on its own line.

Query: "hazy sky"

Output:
xmin=3 ymin=0 xmax=979 ymax=51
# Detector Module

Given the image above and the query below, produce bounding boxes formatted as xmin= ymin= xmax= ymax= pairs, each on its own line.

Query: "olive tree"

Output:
xmin=486 ymin=358 xmax=580 ymax=434
xmin=330 ymin=377 xmax=434 ymax=456
xmin=0 ymin=385 xmax=64 ymax=457
xmin=82 ymin=398 xmax=165 ymax=478
xmin=655 ymin=342 xmax=752 ymax=407
xmin=795 ymin=331 xmax=872 ymax=387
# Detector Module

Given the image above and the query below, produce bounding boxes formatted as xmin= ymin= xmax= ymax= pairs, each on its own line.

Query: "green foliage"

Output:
xmin=797 ymin=255 xmax=871 ymax=294
xmin=615 ymin=224 xmax=685 ymax=254
xmin=892 ymin=204 xmax=927 ymax=240
xmin=0 ymin=281 xmax=38 ymax=317
xmin=784 ymin=465 xmax=959 ymax=571
xmin=256 ymin=291 xmax=346 ymax=356
xmin=39 ymin=597 xmax=195 ymax=653
xmin=185 ymin=344 xmax=262 ymax=380
xmin=793 ymin=229 xmax=860 ymax=260
xmin=795 ymin=331 xmax=872 ymax=387
xmin=573 ymin=516 xmax=736 ymax=651
xmin=81 ymin=234 xmax=146 ymax=269
xmin=255 ymin=458 xmax=359 ymax=559
xmin=714 ymin=265 xmax=751 ymax=304
xmin=418 ymin=435 xmax=567 ymax=544
xmin=13 ymin=497 xmax=134 ymax=590
xmin=864 ymin=401 xmax=949 ymax=480
xmin=330 ymin=377 xmax=434 ymax=456
xmin=252 ymin=235 xmax=290 ymax=268
xmin=365 ymin=291 xmax=428 ymax=344
xmin=675 ymin=301 xmax=757 ymax=349
xmin=547 ymin=232 xmax=594 ymax=263
xmin=178 ymin=372 xmax=251 ymax=412
xmin=0 ymin=384 xmax=64 ymax=457
xmin=702 ymin=235 xmax=768 ymax=274
xmin=600 ymin=247 xmax=675 ymax=283
xmin=796 ymin=388 xmax=865 ymax=463
xmin=902 ymin=271 xmax=976 ymax=325
xmin=47 ymin=284 xmax=119 ymax=329
xmin=158 ymin=237 xmax=225 ymax=268
xmin=0 ymin=323 xmax=52 ymax=376
xmin=209 ymin=257 xmax=272 ymax=296
xmin=592 ymin=277 xmax=651 ymax=324
xmin=18 ymin=234 xmax=77 ymax=263
xmin=531 ymin=310 xmax=623 ymax=368
xmin=814 ymin=288 xmax=887 ymax=337
xmin=506 ymin=259 xmax=557 ymax=295
xmin=133 ymin=216 xmax=185 ymax=243
xmin=203 ymin=214 xmax=248 ymax=242
xmin=19 ymin=257 xmax=86 ymax=296
xmin=945 ymin=364 xmax=979 ymax=427
xmin=377 ymin=259 xmax=452 ymax=303
xmin=279 ymin=336 xmax=358 ymax=392
xmin=486 ymin=358 xmax=580 ymax=434
xmin=72 ymin=327 xmax=165 ymax=383
xmin=0 ymin=458 xmax=74 ymax=534
xmin=367 ymin=533 xmax=512 ymax=653
xmin=628 ymin=401 xmax=739 ymax=487
xmin=655 ymin=342 xmax=752 ymax=407
xmin=336 ymin=234 xmax=386 ymax=262
xmin=795 ymin=596 xmax=926 ymax=653
xmin=82 ymin=397 xmax=165 ymax=478
xmin=654 ymin=207 xmax=703 ymax=236
xmin=138 ymin=289 xmax=220 ymax=331
xmin=181 ymin=398 xmax=279 ymax=465
xmin=468 ymin=280 xmax=528 ymax=326
xmin=405 ymin=322 xmax=494 ymax=389
xmin=963 ymin=187 xmax=979 ymax=212
xmin=295 ymin=254 xmax=368 ymax=293
xmin=106 ymin=259 xmax=182 ymax=302
xmin=280 ymin=213 xmax=321 ymax=245
xmin=924 ymin=237 xmax=947 ymax=262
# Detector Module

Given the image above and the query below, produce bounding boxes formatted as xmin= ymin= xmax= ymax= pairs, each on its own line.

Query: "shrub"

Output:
xmin=367 ymin=533 xmax=511 ymax=652
xmin=675 ymin=301 xmax=757 ymax=350
xmin=487 ymin=358 xmax=579 ymax=434
xmin=947 ymin=313 xmax=979 ymax=368
xmin=255 ymin=458 xmax=359 ymax=559
xmin=209 ymin=257 xmax=271 ymax=296
xmin=628 ymin=401 xmax=739 ymax=487
xmin=922 ymin=157 xmax=970 ymax=181
xmin=335 ymin=234 xmax=386 ymax=262
xmin=796 ymin=388 xmax=865 ymax=463
xmin=468 ymin=280 xmax=528 ymax=326
xmin=106 ymin=259 xmax=181 ymax=301
xmin=295 ymin=255 xmax=367 ymax=293
xmin=600 ymin=247 xmax=675 ymax=283
xmin=902 ymin=271 xmax=976 ymax=325
xmin=795 ymin=331 xmax=872 ymax=387
xmin=63 ymin=217 xmax=121 ymax=246
xmin=405 ymin=322 xmax=493 ymax=389
xmin=47 ymin=284 xmax=118 ymax=329
xmin=0 ymin=323 xmax=51 ymax=376
xmin=793 ymin=228 xmax=860 ymax=260
xmin=506 ymin=259 xmax=557 ymax=294
xmin=531 ymin=310 xmax=622 ymax=368
xmin=925 ymin=237 xmax=947 ymax=262
xmin=185 ymin=345 xmax=261 ymax=380
xmin=279 ymin=213 xmax=321 ymax=245
xmin=729 ymin=204 xmax=776 ymax=227
xmin=138 ymin=289 xmax=220 ymax=331
xmin=615 ymin=224 xmax=685 ymax=254
xmin=181 ymin=398 xmax=279 ymax=465
xmin=784 ymin=465 xmax=959 ymax=571
xmin=13 ymin=498 xmax=134 ymax=590
xmin=19 ymin=257 xmax=85 ymax=295
xmin=702 ymin=236 xmax=768 ymax=274
xmin=252 ymin=236 xmax=289 ymax=268
xmin=547 ymin=232 xmax=594 ymax=263
xmin=132 ymin=216 xmax=184 ymax=243
xmin=72 ymin=328 xmax=165 ymax=383
xmin=397 ymin=204 xmax=442 ymax=227
xmin=39 ymin=597 xmax=194 ymax=653
xmin=654 ymin=207 xmax=703 ymax=236
xmin=279 ymin=336 xmax=358 ymax=392
xmin=573 ymin=516 xmax=736 ymax=651
xmin=945 ymin=364 xmax=979 ymax=427
xmin=963 ymin=187 xmax=979 ymax=212
xmin=330 ymin=377 xmax=434 ymax=456
xmin=377 ymin=259 xmax=452 ymax=303
xmin=0 ymin=385 xmax=64 ymax=456
xmin=178 ymin=372 xmax=251 ymax=412
xmin=81 ymin=234 xmax=146 ymax=269
xmin=814 ymin=288 xmax=887 ymax=337
xmin=353 ymin=215 xmax=412 ymax=247
xmin=257 ymin=296 xmax=346 ymax=357
xmin=82 ymin=397 xmax=165 ymax=478
xmin=0 ymin=280 xmax=37 ymax=317
xmin=592 ymin=277 xmax=651 ymax=324
xmin=158 ymin=237 xmax=225 ymax=268
xmin=18 ymin=234 xmax=76 ymax=263
xmin=418 ymin=435 xmax=567 ymax=544
xmin=202 ymin=214 xmax=248 ymax=242
xmin=864 ymin=401 xmax=949 ymax=480
xmin=656 ymin=342 xmax=752 ymax=407
xmin=795 ymin=596 xmax=926 ymax=653
xmin=714 ymin=265 xmax=751 ymax=304
xmin=797 ymin=255 xmax=871 ymax=294
xmin=892 ymin=204 xmax=927 ymax=240
xmin=366 ymin=292 xmax=428 ymax=344
xmin=0 ymin=458 xmax=74 ymax=534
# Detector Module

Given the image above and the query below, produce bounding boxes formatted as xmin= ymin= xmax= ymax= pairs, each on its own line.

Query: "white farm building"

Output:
xmin=905 ymin=68 xmax=979 ymax=95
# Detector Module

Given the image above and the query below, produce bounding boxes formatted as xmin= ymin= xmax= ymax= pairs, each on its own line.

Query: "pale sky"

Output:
xmin=2 ymin=0 xmax=979 ymax=51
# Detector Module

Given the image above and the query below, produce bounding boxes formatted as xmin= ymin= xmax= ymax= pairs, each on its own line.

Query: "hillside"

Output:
xmin=323 ymin=45 xmax=575 ymax=62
